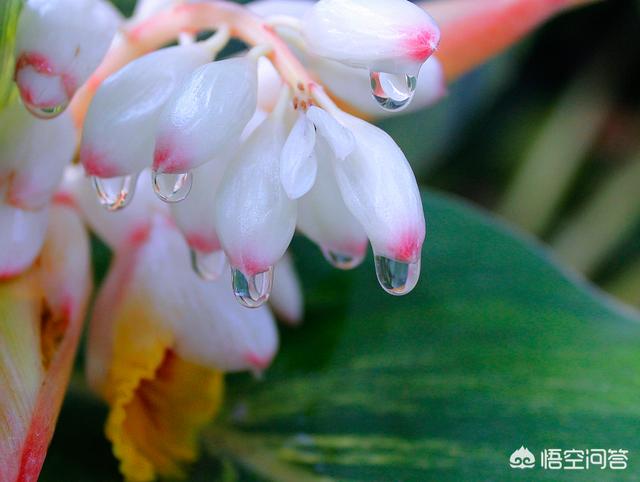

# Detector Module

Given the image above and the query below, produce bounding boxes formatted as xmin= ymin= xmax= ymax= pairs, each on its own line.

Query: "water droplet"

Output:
xmin=152 ymin=170 xmax=193 ymax=203
xmin=374 ymin=255 xmax=421 ymax=296
xmin=231 ymin=266 xmax=274 ymax=308
xmin=92 ymin=174 xmax=138 ymax=212
xmin=190 ymin=249 xmax=226 ymax=282
xmin=370 ymin=71 xmax=417 ymax=112
xmin=322 ymin=248 xmax=365 ymax=270
xmin=23 ymin=100 xmax=68 ymax=119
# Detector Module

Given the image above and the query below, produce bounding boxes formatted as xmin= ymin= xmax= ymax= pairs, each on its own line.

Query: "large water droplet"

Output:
xmin=152 ymin=170 xmax=193 ymax=203
xmin=191 ymin=249 xmax=226 ymax=282
xmin=374 ymin=255 xmax=421 ymax=296
xmin=92 ymin=174 xmax=137 ymax=212
xmin=231 ymin=266 xmax=274 ymax=308
xmin=23 ymin=100 xmax=68 ymax=120
xmin=322 ymin=248 xmax=365 ymax=270
xmin=370 ymin=71 xmax=417 ymax=112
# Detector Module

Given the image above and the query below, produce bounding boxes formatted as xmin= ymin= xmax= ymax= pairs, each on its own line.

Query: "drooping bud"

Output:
xmin=0 ymin=100 xmax=75 ymax=210
xmin=215 ymin=105 xmax=297 ymax=308
xmin=298 ymin=139 xmax=368 ymax=270
xmin=331 ymin=110 xmax=425 ymax=295
xmin=269 ymin=254 xmax=304 ymax=325
xmin=302 ymin=0 xmax=440 ymax=77
xmin=80 ymin=44 xmax=211 ymax=209
xmin=153 ymin=57 xmax=258 ymax=176
xmin=14 ymin=0 xmax=120 ymax=118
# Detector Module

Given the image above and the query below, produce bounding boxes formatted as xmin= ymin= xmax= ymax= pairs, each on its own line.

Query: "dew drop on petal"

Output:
xmin=231 ymin=266 xmax=274 ymax=308
xmin=152 ymin=170 xmax=193 ymax=203
xmin=374 ymin=255 xmax=421 ymax=296
xmin=190 ymin=249 xmax=227 ymax=282
xmin=23 ymin=100 xmax=69 ymax=120
xmin=92 ymin=174 xmax=138 ymax=212
xmin=369 ymin=71 xmax=417 ymax=112
xmin=322 ymin=248 xmax=365 ymax=270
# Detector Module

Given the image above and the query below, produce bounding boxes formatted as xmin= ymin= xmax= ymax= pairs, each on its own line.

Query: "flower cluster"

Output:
xmin=0 ymin=0 xmax=588 ymax=479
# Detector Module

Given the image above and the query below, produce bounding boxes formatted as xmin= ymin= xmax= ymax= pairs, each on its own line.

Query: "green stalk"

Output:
xmin=0 ymin=0 xmax=22 ymax=108
xmin=551 ymin=153 xmax=640 ymax=275
xmin=605 ymin=258 xmax=640 ymax=307
xmin=498 ymin=68 xmax=610 ymax=234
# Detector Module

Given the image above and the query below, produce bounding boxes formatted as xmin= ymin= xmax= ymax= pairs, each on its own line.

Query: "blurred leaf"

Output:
xmin=0 ymin=0 xmax=21 ymax=108
xmin=41 ymin=190 xmax=640 ymax=481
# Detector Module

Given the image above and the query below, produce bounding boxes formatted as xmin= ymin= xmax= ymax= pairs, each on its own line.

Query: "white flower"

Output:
xmin=153 ymin=57 xmax=258 ymax=175
xmin=80 ymin=44 xmax=212 ymax=180
xmin=214 ymin=100 xmax=297 ymax=305
xmin=302 ymin=0 xmax=440 ymax=76
xmin=0 ymin=100 xmax=75 ymax=210
xmin=14 ymin=0 xmax=120 ymax=117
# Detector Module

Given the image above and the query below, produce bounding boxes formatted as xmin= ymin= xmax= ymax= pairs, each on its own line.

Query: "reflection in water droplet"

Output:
xmin=374 ymin=255 xmax=420 ymax=296
xmin=190 ymin=249 xmax=226 ymax=282
xmin=23 ymin=100 xmax=68 ymax=119
xmin=92 ymin=174 xmax=138 ymax=212
xmin=322 ymin=248 xmax=365 ymax=270
xmin=369 ymin=71 xmax=417 ymax=112
xmin=152 ymin=170 xmax=193 ymax=203
xmin=231 ymin=266 xmax=274 ymax=308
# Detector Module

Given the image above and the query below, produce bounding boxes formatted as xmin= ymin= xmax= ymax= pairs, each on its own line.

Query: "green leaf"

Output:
xmin=0 ymin=0 xmax=21 ymax=109
xmin=41 ymin=190 xmax=640 ymax=481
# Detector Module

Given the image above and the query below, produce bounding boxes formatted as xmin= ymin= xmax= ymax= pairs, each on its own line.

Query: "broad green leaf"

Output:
xmin=40 ymin=190 xmax=640 ymax=481
xmin=0 ymin=0 xmax=21 ymax=108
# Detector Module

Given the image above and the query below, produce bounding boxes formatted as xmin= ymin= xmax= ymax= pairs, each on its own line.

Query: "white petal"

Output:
xmin=298 ymin=140 xmax=368 ymax=260
xmin=38 ymin=203 xmax=91 ymax=320
xmin=80 ymin=44 xmax=211 ymax=178
xmin=153 ymin=58 xmax=258 ymax=174
xmin=280 ymin=113 xmax=317 ymax=199
xmin=311 ymin=56 xmax=446 ymax=118
xmin=257 ymin=57 xmax=283 ymax=113
xmin=215 ymin=114 xmax=297 ymax=275
xmin=15 ymin=0 xmax=120 ymax=110
xmin=0 ymin=101 xmax=75 ymax=210
xmin=249 ymin=0 xmax=314 ymax=18
xmin=0 ymin=202 xmax=48 ymax=279
xmin=306 ymin=106 xmax=355 ymax=159
xmin=171 ymin=156 xmax=233 ymax=254
xmin=269 ymin=254 xmax=304 ymax=325
xmin=302 ymin=0 xmax=440 ymax=76
xmin=64 ymin=166 xmax=168 ymax=250
xmin=332 ymin=111 xmax=425 ymax=262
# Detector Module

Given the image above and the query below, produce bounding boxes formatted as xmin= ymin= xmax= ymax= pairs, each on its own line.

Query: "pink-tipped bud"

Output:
xmin=80 ymin=44 xmax=211 ymax=179
xmin=14 ymin=0 xmax=120 ymax=118
xmin=215 ymin=112 xmax=297 ymax=280
xmin=153 ymin=57 xmax=258 ymax=175
xmin=0 ymin=101 xmax=75 ymax=210
xmin=331 ymin=110 xmax=425 ymax=290
xmin=302 ymin=0 xmax=440 ymax=77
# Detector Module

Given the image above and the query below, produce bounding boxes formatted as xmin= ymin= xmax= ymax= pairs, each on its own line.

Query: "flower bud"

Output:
xmin=153 ymin=57 xmax=258 ymax=175
xmin=302 ymin=0 xmax=440 ymax=77
xmin=15 ymin=0 xmax=120 ymax=118
xmin=0 ymin=203 xmax=48 ymax=280
xmin=298 ymin=139 xmax=368 ymax=269
xmin=269 ymin=255 xmax=304 ymax=325
xmin=331 ymin=110 xmax=425 ymax=294
xmin=215 ymin=108 xmax=297 ymax=306
xmin=80 ymin=44 xmax=211 ymax=179
xmin=0 ymin=101 xmax=75 ymax=210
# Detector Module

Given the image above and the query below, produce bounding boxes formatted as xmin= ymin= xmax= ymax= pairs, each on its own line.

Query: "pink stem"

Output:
xmin=71 ymin=1 xmax=320 ymax=128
